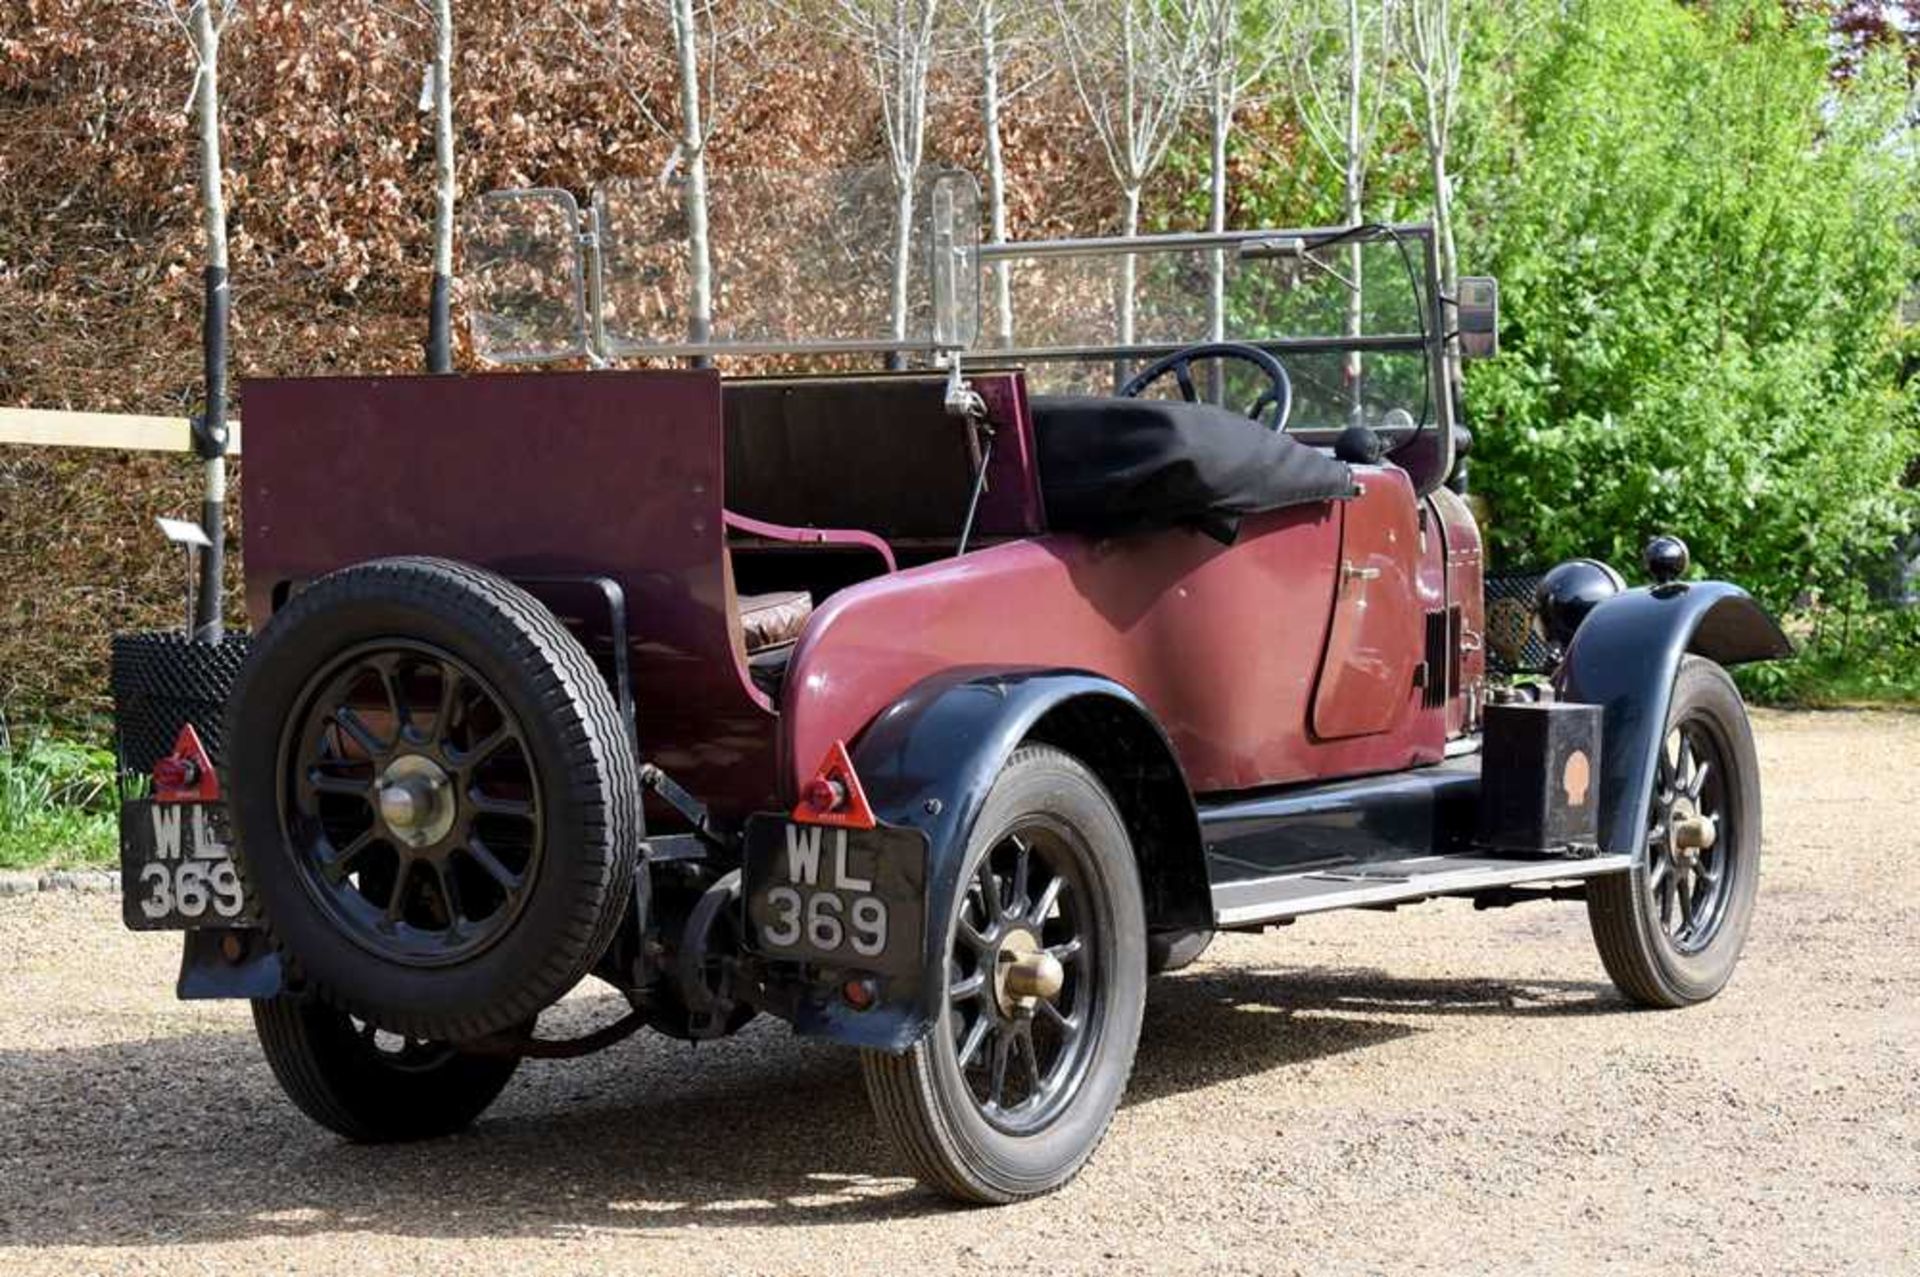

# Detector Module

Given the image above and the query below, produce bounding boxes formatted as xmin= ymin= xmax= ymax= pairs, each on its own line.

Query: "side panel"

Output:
xmin=1553 ymin=582 xmax=1790 ymax=854
xmin=1430 ymin=486 xmax=1487 ymax=738
xmin=783 ymin=470 xmax=1447 ymax=800
xmin=1310 ymin=469 xmax=1425 ymax=739
xmin=239 ymin=371 xmax=781 ymax=822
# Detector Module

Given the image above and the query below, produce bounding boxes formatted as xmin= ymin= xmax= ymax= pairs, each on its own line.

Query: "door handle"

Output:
xmin=1341 ymin=560 xmax=1382 ymax=587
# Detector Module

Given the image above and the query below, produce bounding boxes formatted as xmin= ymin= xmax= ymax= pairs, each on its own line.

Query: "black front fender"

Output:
xmin=789 ymin=667 xmax=1201 ymax=1052
xmin=1553 ymin=582 xmax=1790 ymax=855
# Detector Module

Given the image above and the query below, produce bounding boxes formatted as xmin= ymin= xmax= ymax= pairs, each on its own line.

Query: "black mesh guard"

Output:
xmin=1483 ymin=571 xmax=1553 ymax=675
xmin=110 ymin=631 xmax=252 ymax=783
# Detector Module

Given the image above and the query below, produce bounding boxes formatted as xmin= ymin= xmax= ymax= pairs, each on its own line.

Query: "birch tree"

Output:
xmin=559 ymin=1 xmax=769 ymax=352
xmin=1287 ymin=0 xmax=1397 ymax=417
xmin=1393 ymin=0 xmax=1465 ymax=362
xmin=977 ymin=0 xmax=1013 ymax=347
xmin=1053 ymin=0 xmax=1204 ymax=350
xmin=1195 ymin=0 xmax=1289 ymax=341
xmin=380 ymin=0 xmax=458 ymax=370
xmin=144 ymin=0 xmax=238 ymax=640
xmin=972 ymin=0 xmax=1050 ymax=348
xmin=828 ymin=0 xmax=944 ymax=355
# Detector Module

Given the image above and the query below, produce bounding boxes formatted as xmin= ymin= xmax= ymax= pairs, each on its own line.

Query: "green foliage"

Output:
xmin=0 ymin=723 xmax=119 ymax=871
xmin=1737 ymin=606 xmax=1920 ymax=705
xmin=1458 ymin=0 xmax=1919 ymax=610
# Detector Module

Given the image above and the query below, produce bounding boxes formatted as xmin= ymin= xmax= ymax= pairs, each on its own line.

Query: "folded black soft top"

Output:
xmin=1030 ymin=395 xmax=1358 ymax=543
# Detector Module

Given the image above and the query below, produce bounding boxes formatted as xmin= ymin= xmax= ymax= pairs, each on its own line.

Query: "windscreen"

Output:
xmin=976 ymin=231 xmax=1435 ymax=437
xmin=594 ymin=166 xmax=981 ymax=358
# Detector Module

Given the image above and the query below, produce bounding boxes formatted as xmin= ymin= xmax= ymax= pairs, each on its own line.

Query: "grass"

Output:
xmin=0 ymin=722 xmax=119 ymax=871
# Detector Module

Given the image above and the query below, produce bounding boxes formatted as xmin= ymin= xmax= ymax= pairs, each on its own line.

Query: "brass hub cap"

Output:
xmin=993 ymin=927 xmax=1065 ymax=1017
xmin=376 ymin=754 xmax=456 ymax=850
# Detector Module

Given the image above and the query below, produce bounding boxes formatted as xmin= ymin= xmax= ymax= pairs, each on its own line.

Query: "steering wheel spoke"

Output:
xmin=1117 ymin=341 xmax=1293 ymax=432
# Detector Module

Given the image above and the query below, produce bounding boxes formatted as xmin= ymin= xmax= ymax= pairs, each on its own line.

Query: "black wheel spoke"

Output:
xmin=431 ymin=664 xmax=464 ymax=746
xmin=308 ymin=769 xmax=371 ymax=799
xmin=319 ymin=828 xmax=377 ymax=884
xmin=463 ymin=837 xmax=522 ymax=891
xmin=374 ymin=658 xmax=407 ymax=733
xmin=957 ymin=909 xmax=992 ymax=953
xmin=1014 ymin=1023 xmax=1042 ymax=1093
xmin=956 ymin=1014 xmax=991 ymax=1070
xmin=950 ymin=970 xmax=987 ymax=1003
xmin=1030 ymin=873 xmax=1065 ymax=923
xmin=1009 ymin=836 xmax=1032 ymax=916
xmin=453 ymin=725 xmax=513 ymax=770
xmin=980 ymin=860 xmax=1006 ymax=922
xmin=467 ymin=789 xmax=534 ymax=819
xmin=334 ymin=707 xmax=389 ymax=760
xmin=987 ymin=1029 xmax=1012 ymax=1109
xmin=1047 ymin=936 xmax=1083 ymax=965
xmin=432 ymin=862 xmax=464 ymax=933
xmin=384 ymin=859 xmax=413 ymax=922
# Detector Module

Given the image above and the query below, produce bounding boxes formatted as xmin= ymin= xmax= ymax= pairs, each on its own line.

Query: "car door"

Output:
xmin=1310 ymin=467 xmax=1425 ymax=740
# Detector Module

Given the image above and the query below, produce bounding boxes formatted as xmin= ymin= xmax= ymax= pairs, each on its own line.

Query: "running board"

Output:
xmin=1209 ymin=851 xmax=1634 ymax=928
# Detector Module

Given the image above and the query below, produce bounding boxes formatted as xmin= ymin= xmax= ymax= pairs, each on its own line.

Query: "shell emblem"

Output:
xmin=1562 ymin=749 xmax=1592 ymax=808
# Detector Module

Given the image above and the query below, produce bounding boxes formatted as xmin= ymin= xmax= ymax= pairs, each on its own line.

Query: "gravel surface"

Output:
xmin=1 ymin=708 xmax=1914 ymax=1275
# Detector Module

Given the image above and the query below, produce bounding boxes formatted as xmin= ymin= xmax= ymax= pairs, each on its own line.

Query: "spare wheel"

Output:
xmin=225 ymin=556 xmax=642 ymax=1042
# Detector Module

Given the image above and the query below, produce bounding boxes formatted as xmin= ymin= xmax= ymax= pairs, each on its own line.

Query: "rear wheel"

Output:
xmin=252 ymin=996 xmax=520 ymax=1142
xmin=861 ymin=746 xmax=1146 ymax=1203
xmin=1587 ymin=656 xmax=1761 ymax=1007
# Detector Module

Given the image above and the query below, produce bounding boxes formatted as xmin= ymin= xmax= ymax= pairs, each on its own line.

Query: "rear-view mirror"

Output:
xmin=1457 ymin=276 xmax=1498 ymax=360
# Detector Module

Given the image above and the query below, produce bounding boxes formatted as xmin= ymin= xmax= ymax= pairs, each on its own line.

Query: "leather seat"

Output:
xmin=738 ymin=590 xmax=813 ymax=654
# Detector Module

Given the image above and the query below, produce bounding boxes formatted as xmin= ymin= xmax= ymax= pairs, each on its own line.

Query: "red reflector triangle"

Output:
xmin=155 ymin=722 xmax=220 ymax=803
xmin=791 ymin=739 xmax=877 ymax=830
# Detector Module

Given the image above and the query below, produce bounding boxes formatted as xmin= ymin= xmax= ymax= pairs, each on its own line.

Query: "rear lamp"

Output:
xmin=841 ymin=976 xmax=878 ymax=1011
xmin=152 ymin=754 xmax=200 ymax=793
xmin=801 ymin=776 xmax=846 ymax=814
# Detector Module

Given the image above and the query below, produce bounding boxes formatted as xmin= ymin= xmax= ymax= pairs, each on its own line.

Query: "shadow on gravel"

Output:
xmin=0 ymin=966 xmax=1616 ymax=1249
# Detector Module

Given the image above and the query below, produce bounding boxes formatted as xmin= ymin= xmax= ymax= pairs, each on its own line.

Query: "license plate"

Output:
xmin=120 ymin=799 xmax=248 ymax=931
xmin=743 ymin=817 xmax=928 ymax=977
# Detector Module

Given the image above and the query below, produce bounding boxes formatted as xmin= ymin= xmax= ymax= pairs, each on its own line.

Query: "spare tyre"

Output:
xmin=225 ymin=556 xmax=641 ymax=1042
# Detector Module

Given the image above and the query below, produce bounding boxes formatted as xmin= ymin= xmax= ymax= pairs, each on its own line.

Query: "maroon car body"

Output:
xmin=241 ymin=368 xmax=1483 ymax=818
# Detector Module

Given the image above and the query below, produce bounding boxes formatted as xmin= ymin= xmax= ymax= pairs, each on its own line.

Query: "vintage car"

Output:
xmin=110 ymin=169 xmax=1790 ymax=1203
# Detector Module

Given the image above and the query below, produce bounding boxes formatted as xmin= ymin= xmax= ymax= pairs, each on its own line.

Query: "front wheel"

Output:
xmin=1587 ymin=656 xmax=1762 ymax=1007
xmin=861 ymin=746 xmax=1147 ymax=1204
xmin=252 ymin=996 xmax=521 ymax=1141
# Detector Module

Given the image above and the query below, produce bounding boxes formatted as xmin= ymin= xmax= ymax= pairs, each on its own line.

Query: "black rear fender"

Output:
xmin=809 ymin=668 xmax=1205 ymax=1050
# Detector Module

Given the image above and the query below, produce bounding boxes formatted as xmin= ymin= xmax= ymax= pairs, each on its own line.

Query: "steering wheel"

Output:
xmin=1117 ymin=342 xmax=1294 ymax=432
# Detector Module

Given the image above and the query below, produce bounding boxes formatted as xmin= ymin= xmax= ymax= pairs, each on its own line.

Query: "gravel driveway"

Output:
xmin=1 ymin=708 xmax=1914 ymax=1275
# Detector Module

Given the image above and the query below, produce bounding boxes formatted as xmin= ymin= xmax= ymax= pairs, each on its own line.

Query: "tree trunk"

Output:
xmin=671 ymin=0 xmax=713 ymax=358
xmin=1114 ymin=181 xmax=1141 ymax=389
xmin=889 ymin=172 xmax=916 ymax=367
xmin=981 ymin=2 xmax=1012 ymax=349
xmin=426 ymin=0 xmax=454 ymax=373
xmin=1208 ymin=89 xmax=1229 ymax=344
xmin=1343 ymin=0 xmax=1364 ymax=426
xmin=1430 ymin=138 xmax=1459 ymax=372
xmin=189 ymin=0 xmax=229 ymax=642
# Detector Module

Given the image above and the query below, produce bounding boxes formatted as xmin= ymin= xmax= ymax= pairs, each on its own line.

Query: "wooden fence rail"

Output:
xmin=0 ymin=408 xmax=243 ymax=454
